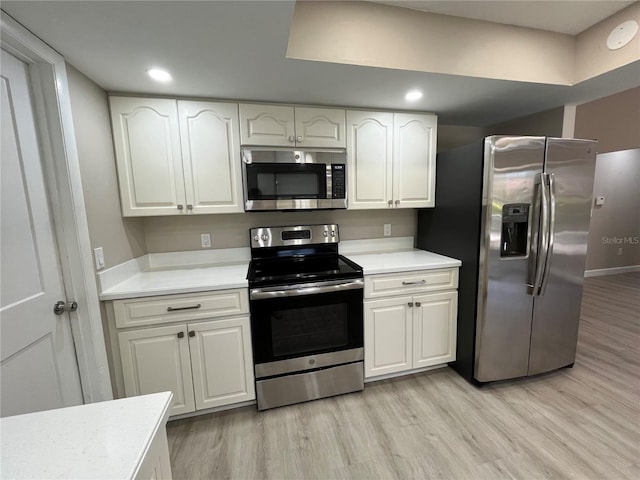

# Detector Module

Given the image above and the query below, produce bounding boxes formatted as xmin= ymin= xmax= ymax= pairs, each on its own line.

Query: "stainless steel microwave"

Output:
xmin=241 ymin=148 xmax=347 ymax=211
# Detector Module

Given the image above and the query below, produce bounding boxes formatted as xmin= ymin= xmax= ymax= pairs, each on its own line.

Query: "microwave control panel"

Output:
xmin=331 ymin=164 xmax=346 ymax=199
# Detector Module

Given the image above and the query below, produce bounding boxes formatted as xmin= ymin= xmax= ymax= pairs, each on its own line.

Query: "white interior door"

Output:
xmin=0 ymin=49 xmax=83 ymax=417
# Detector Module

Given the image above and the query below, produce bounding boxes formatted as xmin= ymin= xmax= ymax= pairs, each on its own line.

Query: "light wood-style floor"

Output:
xmin=167 ymin=273 xmax=640 ymax=479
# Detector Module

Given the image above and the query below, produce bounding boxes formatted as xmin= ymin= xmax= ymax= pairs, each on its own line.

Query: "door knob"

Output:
xmin=53 ymin=301 xmax=78 ymax=315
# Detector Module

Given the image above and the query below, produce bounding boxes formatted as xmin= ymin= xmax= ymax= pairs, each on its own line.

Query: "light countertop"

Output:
xmin=100 ymin=262 xmax=248 ymax=300
xmin=348 ymin=249 xmax=461 ymax=275
xmin=98 ymin=239 xmax=460 ymax=301
xmin=0 ymin=392 xmax=173 ymax=480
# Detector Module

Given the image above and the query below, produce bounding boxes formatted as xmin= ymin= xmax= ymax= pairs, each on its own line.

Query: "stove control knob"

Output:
xmin=330 ymin=230 xmax=336 ymax=237
xmin=261 ymin=234 xmax=269 ymax=241
xmin=253 ymin=234 xmax=259 ymax=242
xmin=323 ymin=231 xmax=328 ymax=237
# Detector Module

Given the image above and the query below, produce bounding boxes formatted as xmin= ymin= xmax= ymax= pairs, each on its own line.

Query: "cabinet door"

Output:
xmin=109 ymin=97 xmax=186 ymax=216
xmin=118 ymin=324 xmax=195 ymax=416
xmin=364 ymin=296 xmax=413 ymax=378
xmin=347 ymin=111 xmax=394 ymax=209
xmin=178 ymin=101 xmax=243 ymax=214
xmin=239 ymin=104 xmax=295 ymax=146
xmin=393 ymin=113 xmax=437 ymax=208
xmin=412 ymin=291 xmax=457 ymax=368
xmin=188 ymin=317 xmax=255 ymax=410
xmin=294 ymin=107 xmax=346 ymax=148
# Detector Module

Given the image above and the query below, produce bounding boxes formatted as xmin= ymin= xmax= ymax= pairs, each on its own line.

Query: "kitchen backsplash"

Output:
xmin=143 ymin=209 xmax=417 ymax=253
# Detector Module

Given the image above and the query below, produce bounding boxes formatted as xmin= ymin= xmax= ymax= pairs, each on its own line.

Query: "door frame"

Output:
xmin=1 ymin=11 xmax=112 ymax=403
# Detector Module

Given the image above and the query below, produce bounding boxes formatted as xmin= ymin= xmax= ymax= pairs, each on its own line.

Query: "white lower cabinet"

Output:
xmin=364 ymin=269 xmax=458 ymax=379
xmin=189 ymin=318 xmax=255 ymax=410
xmin=119 ymin=324 xmax=195 ymax=415
xmin=364 ymin=296 xmax=413 ymax=377
xmin=114 ymin=290 xmax=254 ymax=417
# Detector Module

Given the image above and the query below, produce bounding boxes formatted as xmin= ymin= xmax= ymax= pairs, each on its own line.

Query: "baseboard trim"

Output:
xmin=584 ymin=265 xmax=640 ymax=277
xmin=364 ymin=364 xmax=448 ymax=383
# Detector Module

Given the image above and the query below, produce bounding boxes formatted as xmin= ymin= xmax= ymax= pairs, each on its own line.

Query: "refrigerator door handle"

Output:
xmin=530 ymin=172 xmax=550 ymax=296
xmin=539 ymin=173 xmax=556 ymax=295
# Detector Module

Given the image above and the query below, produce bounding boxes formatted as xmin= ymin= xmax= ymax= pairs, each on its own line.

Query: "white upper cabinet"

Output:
xmin=110 ymin=97 xmax=186 ymax=216
xmin=239 ymin=104 xmax=346 ymax=148
xmin=109 ymin=96 xmax=243 ymax=216
xmin=346 ymin=111 xmax=394 ymax=209
xmin=393 ymin=113 xmax=437 ymax=208
xmin=294 ymin=107 xmax=346 ymax=148
xmin=178 ymin=101 xmax=243 ymax=214
xmin=239 ymin=104 xmax=295 ymax=146
xmin=347 ymin=111 xmax=437 ymax=210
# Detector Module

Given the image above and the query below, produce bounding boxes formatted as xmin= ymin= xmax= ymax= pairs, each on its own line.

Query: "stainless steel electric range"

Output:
xmin=247 ymin=224 xmax=364 ymax=410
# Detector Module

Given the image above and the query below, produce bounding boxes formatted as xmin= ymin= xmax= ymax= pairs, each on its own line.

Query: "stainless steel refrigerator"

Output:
xmin=417 ymin=136 xmax=597 ymax=383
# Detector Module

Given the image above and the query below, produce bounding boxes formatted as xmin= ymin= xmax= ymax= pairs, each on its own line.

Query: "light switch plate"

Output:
xmin=93 ymin=247 xmax=105 ymax=270
xmin=383 ymin=224 xmax=391 ymax=236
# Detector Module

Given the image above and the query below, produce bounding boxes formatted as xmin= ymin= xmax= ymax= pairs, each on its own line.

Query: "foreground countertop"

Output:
xmin=98 ymin=239 xmax=461 ymax=300
xmin=1 ymin=392 xmax=173 ymax=480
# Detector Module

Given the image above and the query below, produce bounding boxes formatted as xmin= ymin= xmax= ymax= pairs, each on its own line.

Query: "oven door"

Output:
xmin=249 ymin=279 xmax=363 ymax=378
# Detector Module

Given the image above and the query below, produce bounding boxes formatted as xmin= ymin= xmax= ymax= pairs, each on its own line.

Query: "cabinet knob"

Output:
xmin=189 ymin=330 xmax=196 ymax=337
xmin=297 ymin=135 xmax=303 ymax=142
xmin=387 ymin=200 xmax=393 ymax=207
xmin=415 ymin=302 xmax=421 ymax=307
xmin=288 ymin=135 xmax=295 ymax=142
xmin=177 ymin=331 xmax=184 ymax=338
xmin=408 ymin=302 xmax=414 ymax=307
xmin=187 ymin=204 xmax=193 ymax=210
xmin=177 ymin=204 xmax=184 ymax=210
xmin=395 ymin=200 xmax=400 ymax=206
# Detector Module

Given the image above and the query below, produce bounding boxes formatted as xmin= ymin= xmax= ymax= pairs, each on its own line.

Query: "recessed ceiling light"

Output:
xmin=147 ymin=68 xmax=172 ymax=83
xmin=405 ymin=90 xmax=423 ymax=101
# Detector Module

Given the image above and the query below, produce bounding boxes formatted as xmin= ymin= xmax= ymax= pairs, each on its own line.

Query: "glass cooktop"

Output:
xmin=247 ymin=254 xmax=362 ymax=288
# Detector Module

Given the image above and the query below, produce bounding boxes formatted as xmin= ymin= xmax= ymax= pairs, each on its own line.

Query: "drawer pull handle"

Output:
xmin=167 ymin=304 xmax=202 ymax=312
xmin=402 ymin=280 xmax=427 ymax=286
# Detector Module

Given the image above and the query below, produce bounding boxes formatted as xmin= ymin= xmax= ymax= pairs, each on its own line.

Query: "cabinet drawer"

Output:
xmin=114 ymin=289 xmax=249 ymax=328
xmin=365 ymin=269 xmax=458 ymax=298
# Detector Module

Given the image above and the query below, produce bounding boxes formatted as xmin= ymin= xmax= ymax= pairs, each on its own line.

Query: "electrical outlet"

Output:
xmin=201 ymin=233 xmax=212 ymax=248
xmin=93 ymin=247 xmax=105 ymax=270
xmin=618 ymin=247 xmax=623 ymax=256
xmin=383 ymin=224 xmax=391 ymax=236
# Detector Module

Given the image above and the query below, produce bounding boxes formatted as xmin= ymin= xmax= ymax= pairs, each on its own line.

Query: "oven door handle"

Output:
xmin=250 ymin=279 xmax=364 ymax=300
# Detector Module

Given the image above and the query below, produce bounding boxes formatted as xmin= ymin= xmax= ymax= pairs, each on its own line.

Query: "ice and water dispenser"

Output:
xmin=500 ymin=204 xmax=529 ymax=257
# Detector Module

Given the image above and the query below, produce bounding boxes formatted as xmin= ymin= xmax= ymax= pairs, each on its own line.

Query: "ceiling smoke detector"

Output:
xmin=606 ymin=20 xmax=638 ymax=50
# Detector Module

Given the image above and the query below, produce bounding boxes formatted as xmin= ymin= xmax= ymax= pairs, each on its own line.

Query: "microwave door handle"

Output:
xmin=538 ymin=173 xmax=556 ymax=295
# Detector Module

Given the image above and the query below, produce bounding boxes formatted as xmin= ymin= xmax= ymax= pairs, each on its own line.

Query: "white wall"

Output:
xmin=586 ymin=149 xmax=640 ymax=272
xmin=66 ymin=64 xmax=146 ymax=269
